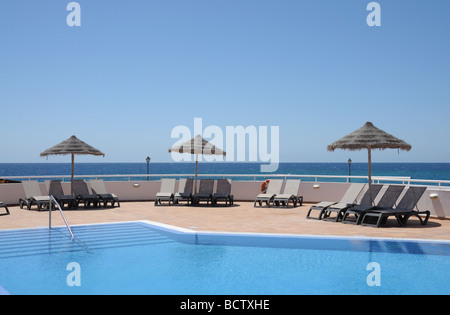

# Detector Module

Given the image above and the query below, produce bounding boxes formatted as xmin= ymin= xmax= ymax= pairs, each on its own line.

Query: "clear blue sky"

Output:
xmin=0 ymin=0 xmax=449 ymax=163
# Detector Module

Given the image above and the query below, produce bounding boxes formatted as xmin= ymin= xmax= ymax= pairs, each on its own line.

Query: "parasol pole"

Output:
xmin=194 ymin=153 xmax=199 ymax=194
xmin=71 ymin=153 xmax=75 ymax=195
xmin=368 ymin=147 xmax=373 ymax=204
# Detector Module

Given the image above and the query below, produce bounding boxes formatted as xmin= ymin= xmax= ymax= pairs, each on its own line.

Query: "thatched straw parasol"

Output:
xmin=40 ymin=135 xmax=105 ymax=194
xmin=327 ymin=122 xmax=411 ymax=201
xmin=169 ymin=135 xmax=226 ymax=194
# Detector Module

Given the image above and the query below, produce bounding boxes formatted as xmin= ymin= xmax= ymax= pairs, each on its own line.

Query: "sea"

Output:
xmin=0 ymin=163 xmax=449 ymax=185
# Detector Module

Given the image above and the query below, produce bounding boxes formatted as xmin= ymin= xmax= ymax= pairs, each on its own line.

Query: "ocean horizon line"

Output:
xmin=1 ymin=162 xmax=449 ymax=165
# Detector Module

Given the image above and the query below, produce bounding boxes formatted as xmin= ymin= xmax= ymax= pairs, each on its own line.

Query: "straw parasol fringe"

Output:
xmin=327 ymin=122 xmax=412 ymax=152
xmin=327 ymin=122 xmax=411 ymax=203
xmin=169 ymin=135 xmax=226 ymax=194
xmin=40 ymin=136 xmax=105 ymax=194
xmin=169 ymin=134 xmax=226 ymax=156
xmin=40 ymin=136 xmax=106 ymax=157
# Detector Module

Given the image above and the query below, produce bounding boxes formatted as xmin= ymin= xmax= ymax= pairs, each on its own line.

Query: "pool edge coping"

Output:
xmin=2 ymin=219 xmax=450 ymax=245
xmin=136 ymin=220 xmax=450 ymax=245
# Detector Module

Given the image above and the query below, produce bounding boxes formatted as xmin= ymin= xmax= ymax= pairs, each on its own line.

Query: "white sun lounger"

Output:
xmin=19 ymin=181 xmax=52 ymax=211
xmin=254 ymin=179 xmax=283 ymax=208
xmin=155 ymin=178 xmax=176 ymax=206
xmin=273 ymin=179 xmax=303 ymax=208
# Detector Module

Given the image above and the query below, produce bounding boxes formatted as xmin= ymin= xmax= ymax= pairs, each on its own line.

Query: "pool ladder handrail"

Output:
xmin=49 ymin=195 xmax=75 ymax=240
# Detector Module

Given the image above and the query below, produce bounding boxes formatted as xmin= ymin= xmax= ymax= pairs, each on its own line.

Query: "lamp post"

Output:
xmin=348 ymin=158 xmax=352 ymax=183
xmin=146 ymin=156 xmax=151 ymax=181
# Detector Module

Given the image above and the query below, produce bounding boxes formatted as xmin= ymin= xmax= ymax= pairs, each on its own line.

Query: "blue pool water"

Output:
xmin=0 ymin=222 xmax=449 ymax=295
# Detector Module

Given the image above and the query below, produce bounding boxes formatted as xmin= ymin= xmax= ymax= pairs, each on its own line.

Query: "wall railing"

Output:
xmin=2 ymin=174 xmax=450 ymax=188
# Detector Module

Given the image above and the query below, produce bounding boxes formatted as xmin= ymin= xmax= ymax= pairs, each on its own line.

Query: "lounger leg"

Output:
xmin=359 ymin=212 xmax=383 ymax=227
xmin=335 ymin=210 xmax=345 ymax=222
xmin=395 ymin=214 xmax=405 ymax=226
xmin=284 ymin=199 xmax=291 ymax=208
xmin=341 ymin=210 xmax=359 ymax=224
xmin=0 ymin=205 xmax=9 ymax=216
xmin=402 ymin=211 xmax=430 ymax=226
xmin=306 ymin=207 xmax=324 ymax=220
xmin=341 ymin=210 xmax=350 ymax=223
xmin=421 ymin=211 xmax=431 ymax=225
xmin=374 ymin=214 xmax=383 ymax=228
xmin=356 ymin=211 xmax=366 ymax=225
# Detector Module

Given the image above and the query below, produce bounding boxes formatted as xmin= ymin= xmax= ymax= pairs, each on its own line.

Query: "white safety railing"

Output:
xmin=2 ymin=173 xmax=450 ymax=188
xmin=49 ymin=196 xmax=75 ymax=240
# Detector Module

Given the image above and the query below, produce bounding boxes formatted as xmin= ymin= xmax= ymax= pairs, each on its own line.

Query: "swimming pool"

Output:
xmin=0 ymin=221 xmax=449 ymax=295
